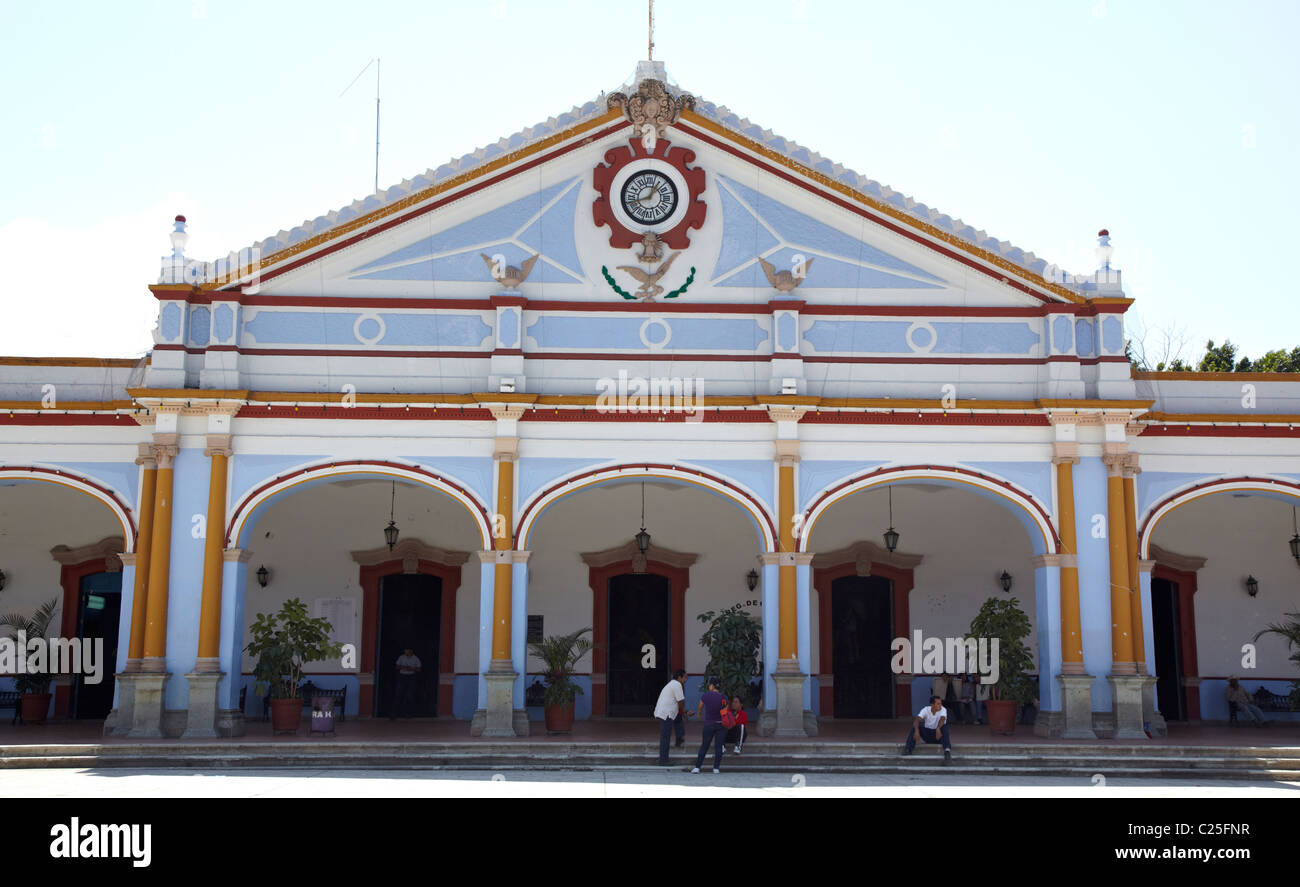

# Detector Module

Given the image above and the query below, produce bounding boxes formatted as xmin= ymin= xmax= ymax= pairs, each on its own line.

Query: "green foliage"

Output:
xmin=0 ymin=598 xmax=60 ymax=694
xmin=244 ymin=598 xmax=343 ymax=700
xmin=966 ymin=596 xmax=1036 ymax=706
xmin=696 ymin=608 xmax=762 ymax=702
xmin=1197 ymin=339 xmax=1238 ymax=373
xmin=528 ymin=627 xmax=592 ymax=707
xmin=1253 ymin=613 xmax=1300 ymax=712
xmin=1254 ymin=347 xmax=1300 ymax=373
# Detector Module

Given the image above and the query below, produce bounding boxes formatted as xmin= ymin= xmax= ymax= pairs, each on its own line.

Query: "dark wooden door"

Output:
xmin=1151 ymin=577 xmax=1184 ymax=721
xmin=73 ymin=571 xmax=122 ymax=719
xmin=607 ymin=573 xmax=669 ymax=717
xmin=376 ymin=574 xmax=441 ymax=717
xmin=831 ymin=575 xmax=894 ymax=718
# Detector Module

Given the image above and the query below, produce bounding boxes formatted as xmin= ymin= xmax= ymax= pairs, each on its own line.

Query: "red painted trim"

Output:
xmin=587 ymin=557 xmax=690 ymax=717
xmin=237 ymin=347 xmax=491 ymax=360
xmin=1138 ymin=477 xmax=1300 ymax=545
xmin=0 ymin=414 xmax=134 ymax=426
xmin=516 ymin=463 xmax=777 ymax=549
xmin=675 ymin=121 xmax=1066 ymax=306
xmin=234 ymin=405 xmax=496 ymax=420
xmin=814 ymin=559 xmax=913 ymax=718
xmin=488 ymin=295 xmax=527 ymax=308
xmin=237 ymin=295 xmax=494 ymax=309
xmin=804 ymin=464 xmax=1059 ymax=551
xmin=592 ymin=139 xmax=706 ymax=249
xmin=55 ymin=558 xmax=118 ymax=719
xmin=800 ymin=411 xmax=1048 ymax=427
xmin=1141 ymin=425 xmax=1300 ymax=438
xmin=359 ymin=558 xmax=460 ymax=717
xmin=237 ymin=121 xmax=631 ymax=289
xmin=224 ymin=459 xmax=491 ymax=548
xmin=1152 ymin=563 xmax=1200 ymax=720
xmin=0 ymin=467 xmax=137 ymax=546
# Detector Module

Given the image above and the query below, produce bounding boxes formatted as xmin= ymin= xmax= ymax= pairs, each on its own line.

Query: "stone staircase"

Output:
xmin=3 ymin=740 xmax=1299 ymax=780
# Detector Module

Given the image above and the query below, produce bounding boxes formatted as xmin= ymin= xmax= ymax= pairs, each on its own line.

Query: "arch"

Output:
xmin=514 ymin=463 xmax=778 ymax=551
xmin=0 ymin=466 xmax=137 ymax=551
xmin=799 ymin=464 xmax=1059 ymax=555
xmin=225 ymin=459 xmax=494 ymax=549
xmin=1138 ymin=475 xmax=1300 ymax=559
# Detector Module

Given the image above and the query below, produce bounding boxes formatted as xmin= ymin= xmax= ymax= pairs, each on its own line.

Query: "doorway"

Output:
xmin=831 ymin=574 xmax=894 ymax=718
xmin=375 ymin=573 xmax=441 ymax=718
xmin=72 ymin=571 xmax=122 ymax=719
xmin=606 ymin=573 xmax=669 ymax=717
xmin=1150 ymin=577 xmax=1184 ymax=721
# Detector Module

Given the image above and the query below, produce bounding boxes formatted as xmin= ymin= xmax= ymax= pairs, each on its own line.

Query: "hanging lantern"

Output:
xmin=634 ymin=481 xmax=651 ymax=553
xmin=384 ymin=480 xmax=399 ymax=550
xmin=1290 ymin=507 xmax=1300 ymax=562
xmin=882 ymin=485 xmax=900 ymax=553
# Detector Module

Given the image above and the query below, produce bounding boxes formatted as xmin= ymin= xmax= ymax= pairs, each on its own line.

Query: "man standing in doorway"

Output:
xmin=393 ymin=647 xmax=422 ymax=719
xmin=654 ymin=668 xmax=688 ymax=765
xmin=902 ymin=695 xmax=952 ymax=764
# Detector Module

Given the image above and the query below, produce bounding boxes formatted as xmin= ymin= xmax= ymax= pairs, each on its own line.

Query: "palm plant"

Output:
xmin=1253 ymin=612 xmax=1300 ymax=710
xmin=0 ymin=598 xmax=60 ymax=694
xmin=527 ymin=627 xmax=593 ymax=707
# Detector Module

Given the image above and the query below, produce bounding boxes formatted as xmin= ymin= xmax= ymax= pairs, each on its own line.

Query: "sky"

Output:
xmin=1 ymin=0 xmax=1297 ymax=361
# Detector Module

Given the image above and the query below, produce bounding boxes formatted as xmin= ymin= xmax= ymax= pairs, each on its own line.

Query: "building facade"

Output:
xmin=2 ymin=63 xmax=1298 ymax=739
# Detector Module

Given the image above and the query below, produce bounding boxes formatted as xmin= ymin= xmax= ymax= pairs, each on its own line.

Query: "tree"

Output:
xmin=1197 ymin=340 xmax=1238 ymax=372
xmin=1254 ymin=347 xmax=1300 ymax=373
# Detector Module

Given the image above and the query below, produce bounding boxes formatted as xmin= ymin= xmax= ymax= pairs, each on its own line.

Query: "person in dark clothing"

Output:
xmin=692 ymin=677 xmax=727 ymax=773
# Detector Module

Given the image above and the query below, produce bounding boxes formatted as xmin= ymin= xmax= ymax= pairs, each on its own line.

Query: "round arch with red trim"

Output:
xmin=1138 ymin=475 xmax=1300 ymax=559
xmin=514 ymin=463 xmax=777 ymax=551
xmin=225 ymin=459 xmax=494 ymax=549
xmin=0 ymin=466 xmax=137 ymax=551
xmin=798 ymin=464 xmax=1060 ymax=555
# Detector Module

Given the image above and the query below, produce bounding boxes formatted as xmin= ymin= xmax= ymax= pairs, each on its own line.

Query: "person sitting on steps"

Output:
xmin=902 ymin=695 xmax=952 ymax=764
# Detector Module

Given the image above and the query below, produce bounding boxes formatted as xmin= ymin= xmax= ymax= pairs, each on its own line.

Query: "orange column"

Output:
xmin=125 ymin=443 xmax=157 ymax=668
xmin=1053 ymin=449 xmax=1085 ymax=672
xmin=1104 ymin=451 xmax=1135 ymax=672
xmin=491 ymin=439 xmax=515 ymax=663
xmin=142 ymin=435 xmax=178 ymax=669
xmin=195 ymin=434 xmax=231 ymax=666
xmin=777 ymin=456 xmax=798 ymax=661
xmin=1123 ymin=465 xmax=1145 ymax=670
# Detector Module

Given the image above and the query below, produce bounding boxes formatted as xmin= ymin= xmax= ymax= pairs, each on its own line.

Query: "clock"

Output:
xmin=621 ymin=170 xmax=679 ymax=225
xmin=593 ymin=137 xmax=706 ymax=249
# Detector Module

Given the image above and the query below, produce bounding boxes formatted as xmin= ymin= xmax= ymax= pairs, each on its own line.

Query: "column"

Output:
xmin=1102 ymin=416 xmax=1145 ymax=740
xmin=1124 ymin=453 xmax=1164 ymax=736
xmin=1048 ymin=429 xmax=1096 ymax=738
xmin=767 ymin=404 xmax=814 ymax=737
xmin=128 ymin=426 xmax=179 ymax=738
xmin=471 ymin=550 xmax=497 ymax=736
xmin=107 ymin=443 xmax=158 ymax=737
xmin=183 ymin=428 xmax=232 ymax=738
xmin=216 ymin=548 xmax=250 ymax=737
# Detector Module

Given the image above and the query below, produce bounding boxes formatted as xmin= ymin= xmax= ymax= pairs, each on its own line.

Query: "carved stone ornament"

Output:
xmin=607 ymin=79 xmax=695 ymax=137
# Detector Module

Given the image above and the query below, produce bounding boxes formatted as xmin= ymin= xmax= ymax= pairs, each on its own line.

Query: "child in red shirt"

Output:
xmin=724 ymin=696 xmax=748 ymax=754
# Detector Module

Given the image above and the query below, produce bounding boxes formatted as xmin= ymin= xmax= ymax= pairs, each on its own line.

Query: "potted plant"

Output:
xmin=1253 ymin=611 xmax=1300 ymax=711
xmin=697 ymin=608 xmax=762 ymax=705
xmin=244 ymin=598 xmax=342 ymax=734
xmin=527 ymin=627 xmax=592 ymax=734
xmin=966 ymin=596 xmax=1036 ymax=734
xmin=0 ymin=598 xmax=60 ymax=724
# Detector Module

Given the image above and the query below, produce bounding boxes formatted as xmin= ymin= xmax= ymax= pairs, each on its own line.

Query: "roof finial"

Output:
xmin=648 ymin=0 xmax=654 ymax=61
xmin=1096 ymin=228 xmax=1113 ymax=272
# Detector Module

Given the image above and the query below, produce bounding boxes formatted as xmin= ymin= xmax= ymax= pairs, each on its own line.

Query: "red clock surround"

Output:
xmin=593 ymin=138 xmax=706 ymax=249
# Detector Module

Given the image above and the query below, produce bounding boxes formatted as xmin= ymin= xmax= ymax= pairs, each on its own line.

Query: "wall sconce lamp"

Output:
xmin=1245 ymin=575 xmax=1259 ymax=597
xmin=999 ymin=570 xmax=1013 ymax=593
xmin=256 ymin=565 xmax=270 ymax=588
xmin=746 ymin=568 xmax=759 ymax=592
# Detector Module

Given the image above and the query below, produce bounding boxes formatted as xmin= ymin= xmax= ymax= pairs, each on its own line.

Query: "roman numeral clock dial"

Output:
xmin=621 ymin=170 xmax=678 ymax=224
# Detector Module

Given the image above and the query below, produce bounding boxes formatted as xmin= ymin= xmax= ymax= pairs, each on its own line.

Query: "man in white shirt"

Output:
xmin=902 ymin=695 xmax=952 ymax=763
xmin=393 ymin=648 xmax=421 ymax=718
xmin=654 ymin=669 xmax=688 ymax=765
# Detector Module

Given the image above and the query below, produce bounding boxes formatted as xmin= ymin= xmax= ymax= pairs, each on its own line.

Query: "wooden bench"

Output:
xmin=261 ymin=681 xmax=347 ymax=723
xmin=0 ymin=690 xmax=21 ymax=725
xmin=1230 ymin=686 xmax=1294 ymax=724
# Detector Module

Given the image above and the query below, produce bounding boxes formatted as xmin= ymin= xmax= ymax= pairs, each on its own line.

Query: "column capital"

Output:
xmin=1121 ymin=452 xmax=1141 ymax=478
xmin=222 ymin=548 xmax=252 ymax=563
xmin=118 ymin=552 xmax=139 ymax=567
xmin=792 ymin=553 xmax=815 ymax=567
xmin=1051 ymin=441 xmax=1079 ymax=465
xmin=766 ymin=405 xmax=810 ymax=425
xmin=775 ymin=438 xmax=800 ymax=465
xmin=487 ymin=404 xmax=528 ymax=422
xmin=757 ymin=552 xmax=782 ymax=566
xmin=151 ymin=432 xmax=180 ymax=467
xmin=1138 ymin=558 xmax=1155 ymax=573
xmin=203 ymin=433 xmax=233 ymax=458
xmin=134 ymin=441 xmax=157 ymax=468
xmin=493 ymin=436 xmax=519 ymax=461
xmin=478 ymin=549 xmax=515 ymax=565
xmin=1030 ymin=553 xmax=1066 ymax=568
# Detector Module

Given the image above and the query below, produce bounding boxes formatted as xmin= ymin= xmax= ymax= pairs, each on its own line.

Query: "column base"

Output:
xmin=767 ymin=660 xmax=815 ymax=737
xmin=103 ymin=670 xmax=136 ymax=737
xmin=478 ymin=661 xmax=522 ymax=737
xmin=1108 ymin=674 xmax=1148 ymax=740
xmin=181 ymin=671 xmax=223 ymax=738
xmin=1139 ymin=674 xmax=1167 ymax=737
xmin=1054 ymin=673 xmax=1098 ymax=739
xmin=120 ymin=672 xmax=169 ymax=738
xmin=216 ymin=709 xmax=246 ymax=738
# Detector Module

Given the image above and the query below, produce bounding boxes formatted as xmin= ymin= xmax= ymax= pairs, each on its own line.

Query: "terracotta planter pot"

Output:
xmin=20 ymin=693 xmax=51 ymax=724
xmin=269 ymin=697 xmax=303 ymax=734
xmin=985 ymin=699 xmax=1017 ymax=735
xmin=544 ymin=701 xmax=575 ymax=734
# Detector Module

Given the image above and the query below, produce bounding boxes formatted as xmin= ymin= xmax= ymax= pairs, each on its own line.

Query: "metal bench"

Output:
xmin=262 ymin=681 xmax=347 ymax=723
xmin=0 ymin=690 xmax=21 ymax=725
xmin=1230 ymin=686 xmax=1293 ymax=724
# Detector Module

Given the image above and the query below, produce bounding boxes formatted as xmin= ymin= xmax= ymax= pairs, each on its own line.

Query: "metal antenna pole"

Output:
xmin=648 ymin=0 xmax=654 ymax=60
xmin=374 ymin=58 xmax=381 ymax=193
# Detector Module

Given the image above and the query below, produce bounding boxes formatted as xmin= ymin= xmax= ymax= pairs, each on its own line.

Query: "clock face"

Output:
xmin=620 ymin=170 xmax=679 ymax=225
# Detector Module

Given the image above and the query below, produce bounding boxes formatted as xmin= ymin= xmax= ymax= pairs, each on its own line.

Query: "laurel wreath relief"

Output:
xmin=601 ymin=265 xmax=696 ymax=300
